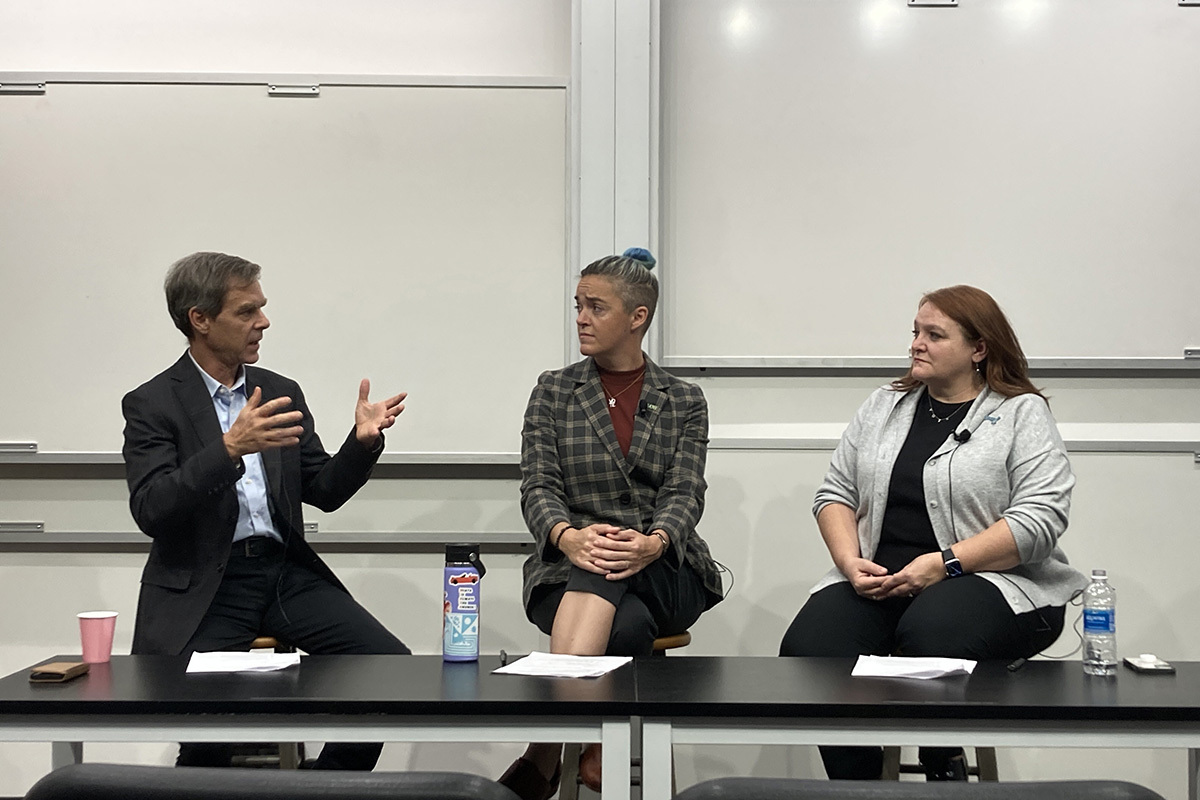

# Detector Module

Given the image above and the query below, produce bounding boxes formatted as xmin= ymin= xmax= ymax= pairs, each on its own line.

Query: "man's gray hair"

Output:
xmin=164 ymin=252 xmax=261 ymax=339
xmin=580 ymin=253 xmax=659 ymax=328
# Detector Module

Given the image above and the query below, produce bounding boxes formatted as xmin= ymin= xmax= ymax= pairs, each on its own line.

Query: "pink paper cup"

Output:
xmin=78 ymin=611 xmax=118 ymax=664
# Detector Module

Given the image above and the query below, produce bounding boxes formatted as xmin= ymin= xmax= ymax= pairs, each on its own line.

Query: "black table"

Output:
xmin=0 ymin=655 xmax=637 ymax=800
xmin=5 ymin=655 xmax=1199 ymax=800
xmin=635 ymin=657 xmax=1200 ymax=800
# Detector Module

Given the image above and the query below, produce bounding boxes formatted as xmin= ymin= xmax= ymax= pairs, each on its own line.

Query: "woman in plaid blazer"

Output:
xmin=499 ymin=250 xmax=724 ymax=800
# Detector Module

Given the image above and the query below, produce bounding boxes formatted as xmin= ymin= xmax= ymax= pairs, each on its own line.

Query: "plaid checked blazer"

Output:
xmin=518 ymin=355 xmax=724 ymax=614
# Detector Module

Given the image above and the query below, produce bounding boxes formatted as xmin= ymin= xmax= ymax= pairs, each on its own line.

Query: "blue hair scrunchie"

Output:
xmin=621 ymin=247 xmax=657 ymax=270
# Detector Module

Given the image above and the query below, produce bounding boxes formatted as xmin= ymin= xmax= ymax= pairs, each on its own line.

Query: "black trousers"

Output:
xmin=529 ymin=561 xmax=709 ymax=657
xmin=779 ymin=577 xmax=1064 ymax=780
xmin=177 ymin=538 xmax=410 ymax=770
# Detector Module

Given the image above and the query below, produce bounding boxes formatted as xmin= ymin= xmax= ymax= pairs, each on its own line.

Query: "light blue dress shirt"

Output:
xmin=189 ymin=353 xmax=283 ymax=544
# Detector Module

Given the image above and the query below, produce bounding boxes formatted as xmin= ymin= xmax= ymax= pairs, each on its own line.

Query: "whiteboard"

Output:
xmin=659 ymin=0 xmax=1200 ymax=360
xmin=0 ymin=81 xmax=567 ymax=452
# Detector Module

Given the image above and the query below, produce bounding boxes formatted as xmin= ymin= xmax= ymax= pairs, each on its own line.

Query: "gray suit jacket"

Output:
xmin=121 ymin=353 xmax=380 ymax=655
xmin=812 ymin=385 xmax=1087 ymax=612
xmin=519 ymin=356 xmax=724 ymax=613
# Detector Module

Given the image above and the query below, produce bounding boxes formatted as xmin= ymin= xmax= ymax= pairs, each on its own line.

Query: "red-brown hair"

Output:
xmin=891 ymin=285 xmax=1045 ymax=400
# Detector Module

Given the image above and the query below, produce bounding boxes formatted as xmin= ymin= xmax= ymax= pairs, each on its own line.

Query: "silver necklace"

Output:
xmin=926 ymin=392 xmax=971 ymax=424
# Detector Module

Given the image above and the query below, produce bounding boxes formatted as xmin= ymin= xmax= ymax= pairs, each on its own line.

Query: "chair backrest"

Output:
xmin=24 ymin=764 xmax=521 ymax=800
xmin=673 ymin=777 xmax=1166 ymax=800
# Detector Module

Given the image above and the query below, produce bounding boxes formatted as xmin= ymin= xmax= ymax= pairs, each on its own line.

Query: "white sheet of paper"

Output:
xmin=186 ymin=651 xmax=301 ymax=674
xmin=492 ymin=651 xmax=632 ymax=678
xmin=851 ymin=655 xmax=976 ymax=680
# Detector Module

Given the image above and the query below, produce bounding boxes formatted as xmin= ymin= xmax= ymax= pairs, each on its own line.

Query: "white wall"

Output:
xmin=0 ymin=0 xmax=570 ymax=76
xmin=2 ymin=2 xmax=1199 ymax=799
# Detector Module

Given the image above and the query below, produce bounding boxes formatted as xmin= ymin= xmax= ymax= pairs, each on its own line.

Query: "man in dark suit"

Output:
xmin=121 ymin=251 xmax=410 ymax=769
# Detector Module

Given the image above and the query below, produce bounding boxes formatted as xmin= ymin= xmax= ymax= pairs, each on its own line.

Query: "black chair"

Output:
xmin=674 ymin=777 xmax=1166 ymax=800
xmin=23 ymin=764 xmax=522 ymax=800
xmin=880 ymin=746 xmax=997 ymax=782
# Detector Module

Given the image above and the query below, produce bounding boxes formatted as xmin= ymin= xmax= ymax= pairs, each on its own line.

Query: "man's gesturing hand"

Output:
xmin=223 ymin=387 xmax=304 ymax=461
xmin=355 ymin=378 xmax=407 ymax=448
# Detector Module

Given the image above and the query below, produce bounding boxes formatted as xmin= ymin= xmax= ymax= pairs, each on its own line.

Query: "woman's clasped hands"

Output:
xmin=842 ymin=552 xmax=947 ymax=601
xmin=558 ymin=524 xmax=665 ymax=581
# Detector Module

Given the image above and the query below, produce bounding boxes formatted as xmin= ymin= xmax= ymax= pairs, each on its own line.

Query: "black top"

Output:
xmin=874 ymin=390 xmax=971 ymax=574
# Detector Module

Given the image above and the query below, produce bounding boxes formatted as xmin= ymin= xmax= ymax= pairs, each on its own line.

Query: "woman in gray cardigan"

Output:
xmin=780 ymin=285 xmax=1086 ymax=782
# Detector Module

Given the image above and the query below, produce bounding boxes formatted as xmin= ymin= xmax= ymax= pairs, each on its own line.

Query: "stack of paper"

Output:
xmin=492 ymin=651 xmax=631 ymax=678
xmin=851 ymin=655 xmax=976 ymax=680
xmin=186 ymin=651 xmax=301 ymax=674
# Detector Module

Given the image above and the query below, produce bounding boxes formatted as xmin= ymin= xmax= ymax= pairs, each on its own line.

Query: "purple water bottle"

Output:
xmin=443 ymin=544 xmax=485 ymax=661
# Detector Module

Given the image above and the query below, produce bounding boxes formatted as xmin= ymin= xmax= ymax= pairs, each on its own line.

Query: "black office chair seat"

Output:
xmin=674 ymin=777 xmax=1166 ymax=800
xmin=23 ymin=764 xmax=522 ymax=800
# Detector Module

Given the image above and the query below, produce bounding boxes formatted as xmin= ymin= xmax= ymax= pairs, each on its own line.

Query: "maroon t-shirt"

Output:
xmin=598 ymin=365 xmax=645 ymax=457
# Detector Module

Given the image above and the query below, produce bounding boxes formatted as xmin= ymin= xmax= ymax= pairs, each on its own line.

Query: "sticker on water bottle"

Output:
xmin=445 ymin=613 xmax=478 ymax=650
xmin=1083 ymin=608 xmax=1115 ymax=634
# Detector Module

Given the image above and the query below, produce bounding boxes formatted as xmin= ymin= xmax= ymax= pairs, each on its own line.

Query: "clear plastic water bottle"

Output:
xmin=1082 ymin=569 xmax=1117 ymax=676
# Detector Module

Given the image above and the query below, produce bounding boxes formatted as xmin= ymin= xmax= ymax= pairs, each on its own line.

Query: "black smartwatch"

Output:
xmin=942 ymin=548 xmax=964 ymax=578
